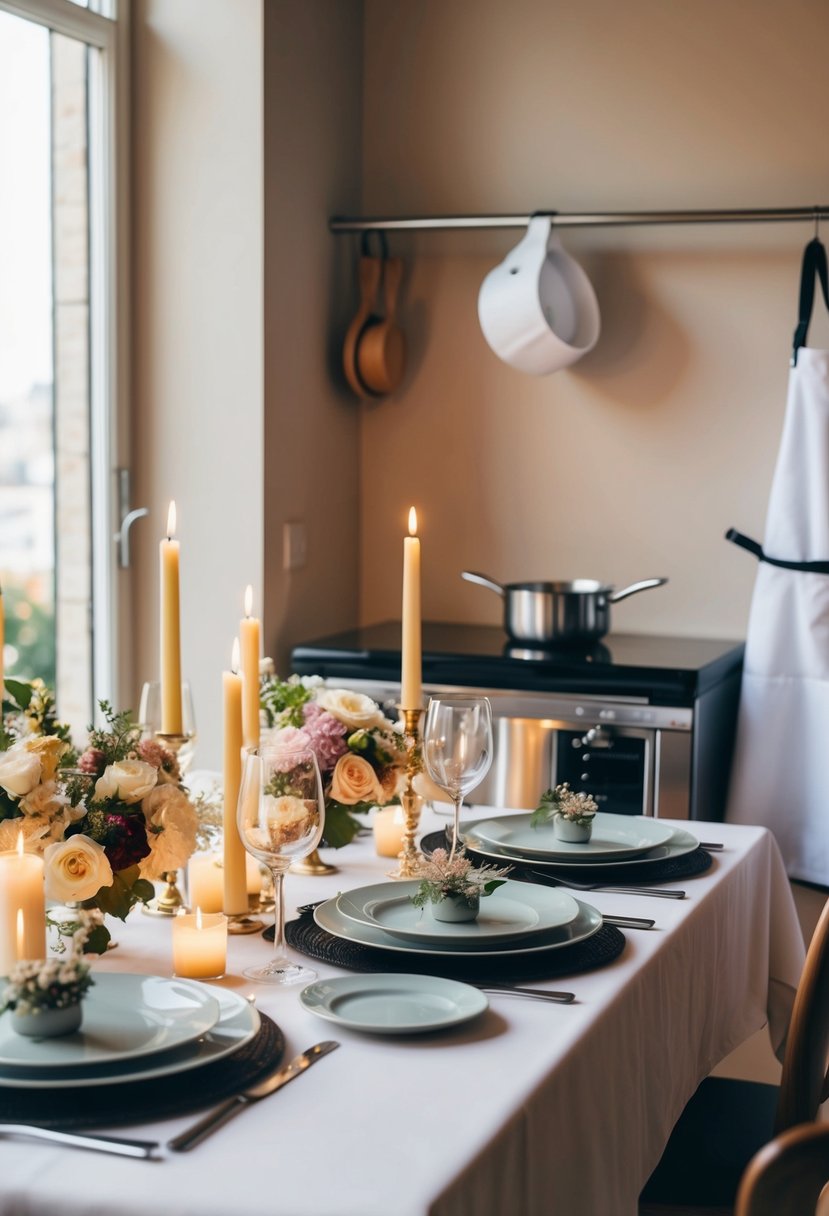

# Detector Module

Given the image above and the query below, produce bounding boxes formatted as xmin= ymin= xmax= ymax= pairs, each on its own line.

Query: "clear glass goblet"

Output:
xmin=422 ymin=695 xmax=493 ymax=860
xmin=138 ymin=680 xmax=197 ymax=774
xmin=237 ymin=746 xmax=325 ymax=985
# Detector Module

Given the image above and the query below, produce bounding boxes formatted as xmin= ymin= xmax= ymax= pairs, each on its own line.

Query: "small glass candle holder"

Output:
xmin=172 ymin=909 xmax=227 ymax=979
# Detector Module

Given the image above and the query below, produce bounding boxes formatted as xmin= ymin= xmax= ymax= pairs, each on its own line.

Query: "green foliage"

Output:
xmin=1 ymin=580 xmax=56 ymax=691
xmin=321 ymin=800 xmax=370 ymax=848
xmin=3 ymin=679 xmax=33 ymax=711
xmin=259 ymin=674 xmax=313 ymax=728
xmin=531 ymin=788 xmax=563 ymax=828
xmin=92 ymin=865 xmax=154 ymax=921
xmin=88 ymin=701 xmax=141 ymax=765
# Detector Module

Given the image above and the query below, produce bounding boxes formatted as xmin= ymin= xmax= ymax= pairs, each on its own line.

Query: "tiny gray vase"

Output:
xmin=11 ymin=1002 xmax=83 ymax=1039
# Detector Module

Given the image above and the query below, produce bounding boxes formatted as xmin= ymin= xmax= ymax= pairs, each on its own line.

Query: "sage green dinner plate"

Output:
xmin=467 ymin=812 xmax=675 ymax=862
xmin=461 ymin=824 xmax=700 ymax=875
xmin=300 ymin=973 xmax=488 ymax=1035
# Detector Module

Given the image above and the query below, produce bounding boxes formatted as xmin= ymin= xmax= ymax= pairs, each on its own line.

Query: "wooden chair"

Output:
xmin=735 ymin=1123 xmax=829 ymax=1216
xmin=639 ymin=894 xmax=829 ymax=1211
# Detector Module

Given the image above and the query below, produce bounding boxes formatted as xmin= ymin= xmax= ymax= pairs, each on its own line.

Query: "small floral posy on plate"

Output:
xmin=410 ymin=848 xmax=511 ymax=911
xmin=532 ymin=783 xmax=598 ymax=828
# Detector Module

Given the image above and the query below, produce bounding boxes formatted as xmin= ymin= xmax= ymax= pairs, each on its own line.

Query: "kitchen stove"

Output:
xmin=291 ymin=623 xmax=744 ymax=821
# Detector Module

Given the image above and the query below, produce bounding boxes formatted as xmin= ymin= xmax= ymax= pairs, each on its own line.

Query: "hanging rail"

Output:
xmin=329 ymin=206 xmax=829 ymax=233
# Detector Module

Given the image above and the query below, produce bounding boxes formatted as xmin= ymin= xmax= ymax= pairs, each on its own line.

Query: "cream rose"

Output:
xmin=94 ymin=759 xmax=158 ymax=804
xmin=20 ymin=779 xmax=67 ymax=823
xmin=22 ymin=735 xmax=69 ymax=782
xmin=138 ymin=786 xmax=199 ymax=880
xmin=43 ymin=835 xmax=113 ymax=902
xmin=315 ymin=689 xmax=389 ymax=732
xmin=329 ymin=754 xmax=383 ymax=805
xmin=0 ymin=746 xmax=42 ymax=799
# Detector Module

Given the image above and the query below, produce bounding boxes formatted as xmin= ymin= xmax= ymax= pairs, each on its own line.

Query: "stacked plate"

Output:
xmin=462 ymin=812 xmax=700 ymax=876
xmin=0 ymin=973 xmax=260 ymax=1090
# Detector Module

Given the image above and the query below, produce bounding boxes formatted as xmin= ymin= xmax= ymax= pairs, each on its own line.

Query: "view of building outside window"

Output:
xmin=0 ymin=8 xmax=93 ymax=732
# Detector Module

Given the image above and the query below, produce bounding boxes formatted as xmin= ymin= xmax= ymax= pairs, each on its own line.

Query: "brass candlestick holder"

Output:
xmin=143 ymin=731 xmax=190 ymax=917
xmin=290 ymin=848 xmax=337 ymax=877
xmin=388 ymin=706 xmax=425 ymax=880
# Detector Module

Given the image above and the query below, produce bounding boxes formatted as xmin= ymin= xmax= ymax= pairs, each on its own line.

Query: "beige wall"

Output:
xmin=359 ymin=0 xmax=829 ymax=638
xmin=131 ymin=0 xmax=265 ymax=767
xmin=263 ymin=0 xmax=363 ymax=676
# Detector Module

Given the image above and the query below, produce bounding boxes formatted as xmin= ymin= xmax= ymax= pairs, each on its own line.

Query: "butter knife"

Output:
xmin=167 ymin=1041 xmax=340 ymax=1152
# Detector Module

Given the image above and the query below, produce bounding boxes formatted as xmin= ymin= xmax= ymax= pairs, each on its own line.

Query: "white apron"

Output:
xmin=727 ymin=241 xmax=829 ymax=883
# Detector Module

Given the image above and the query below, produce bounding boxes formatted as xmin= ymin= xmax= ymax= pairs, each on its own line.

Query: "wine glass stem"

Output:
xmin=271 ymin=867 xmax=287 ymax=958
xmin=450 ymin=795 xmax=464 ymax=860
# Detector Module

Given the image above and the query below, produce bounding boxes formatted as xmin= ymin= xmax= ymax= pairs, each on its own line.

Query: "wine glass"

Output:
xmin=422 ymin=696 xmax=493 ymax=860
xmin=138 ymin=681 xmax=197 ymax=774
xmin=236 ymin=746 xmax=324 ymax=985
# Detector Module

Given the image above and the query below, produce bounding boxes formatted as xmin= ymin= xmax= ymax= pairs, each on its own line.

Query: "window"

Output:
xmin=0 ymin=0 xmax=128 ymax=735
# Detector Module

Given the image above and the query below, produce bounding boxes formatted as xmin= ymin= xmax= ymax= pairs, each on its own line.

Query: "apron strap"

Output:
xmin=792 ymin=238 xmax=829 ymax=366
xmin=726 ymin=528 xmax=829 ymax=574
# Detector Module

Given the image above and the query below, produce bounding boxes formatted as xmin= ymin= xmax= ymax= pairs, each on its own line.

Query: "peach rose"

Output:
xmin=329 ymin=754 xmax=383 ymax=805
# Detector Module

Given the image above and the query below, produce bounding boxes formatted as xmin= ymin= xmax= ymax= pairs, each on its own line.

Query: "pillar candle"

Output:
xmin=160 ymin=500 xmax=183 ymax=735
xmin=373 ymin=805 xmax=407 ymax=858
xmin=0 ymin=839 xmax=46 ymax=972
xmin=187 ymin=853 xmax=225 ymax=914
xmin=401 ymin=506 xmax=422 ymax=710
xmin=240 ymin=584 xmax=261 ymax=751
xmin=172 ymin=909 xmax=227 ymax=979
xmin=223 ymin=638 xmax=248 ymax=915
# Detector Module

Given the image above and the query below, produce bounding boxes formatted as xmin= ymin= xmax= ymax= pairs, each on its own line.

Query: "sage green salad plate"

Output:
xmin=337 ymin=879 xmax=579 ymax=947
xmin=0 ymin=973 xmax=221 ymax=1070
xmin=300 ymin=974 xmax=488 ymax=1035
xmin=462 ymin=824 xmax=701 ymax=875
xmin=465 ymin=812 xmax=676 ymax=863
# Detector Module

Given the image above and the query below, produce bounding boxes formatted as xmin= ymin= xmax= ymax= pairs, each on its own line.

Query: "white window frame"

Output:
xmin=0 ymin=0 xmax=130 ymax=712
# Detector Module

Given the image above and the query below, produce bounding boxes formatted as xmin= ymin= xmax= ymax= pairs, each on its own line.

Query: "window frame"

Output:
xmin=0 ymin=0 xmax=130 ymax=713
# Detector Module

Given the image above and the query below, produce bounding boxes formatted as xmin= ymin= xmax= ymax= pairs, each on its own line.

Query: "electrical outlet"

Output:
xmin=283 ymin=521 xmax=307 ymax=571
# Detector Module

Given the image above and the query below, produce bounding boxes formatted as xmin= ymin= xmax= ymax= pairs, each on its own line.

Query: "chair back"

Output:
xmin=775 ymin=896 xmax=829 ymax=1132
xmin=736 ymin=1122 xmax=829 ymax=1216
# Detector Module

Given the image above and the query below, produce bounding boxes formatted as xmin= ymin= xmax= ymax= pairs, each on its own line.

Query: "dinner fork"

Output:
xmin=0 ymin=1124 xmax=160 ymax=1159
xmin=521 ymin=871 xmax=686 ymax=900
xmin=476 ymin=984 xmax=576 ymax=1004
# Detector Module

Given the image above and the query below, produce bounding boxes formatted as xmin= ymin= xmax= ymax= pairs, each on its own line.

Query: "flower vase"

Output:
xmin=554 ymin=818 xmax=593 ymax=843
xmin=11 ymin=1002 xmax=83 ymax=1039
xmin=432 ymin=893 xmax=480 ymax=923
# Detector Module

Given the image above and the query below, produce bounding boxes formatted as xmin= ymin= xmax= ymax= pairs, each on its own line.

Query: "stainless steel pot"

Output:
xmin=461 ymin=571 xmax=668 ymax=644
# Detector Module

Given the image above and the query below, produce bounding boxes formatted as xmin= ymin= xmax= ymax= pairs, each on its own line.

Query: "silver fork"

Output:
xmin=522 ymin=871 xmax=685 ymax=899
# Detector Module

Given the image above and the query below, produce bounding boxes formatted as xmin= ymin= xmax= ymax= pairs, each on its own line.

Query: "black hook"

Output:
xmin=360 ymin=228 xmax=388 ymax=260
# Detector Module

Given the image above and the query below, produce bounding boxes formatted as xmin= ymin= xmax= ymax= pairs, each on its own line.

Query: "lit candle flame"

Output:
xmin=196 ymin=906 xmax=203 ymax=930
xmin=244 ymin=584 xmax=253 ymax=618
xmin=231 ymin=637 xmax=240 ymax=674
xmin=166 ymin=500 xmax=177 ymax=540
xmin=408 ymin=506 xmax=418 ymax=536
xmin=16 ymin=908 xmax=24 ymax=960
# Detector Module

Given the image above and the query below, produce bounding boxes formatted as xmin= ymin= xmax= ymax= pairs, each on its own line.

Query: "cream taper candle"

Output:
xmin=223 ymin=638 xmax=247 ymax=914
xmin=0 ymin=835 xmax=46 ymax=971
xmin=240 ymin=585 xmax=261 ymax=752
xmin=401 ymin=506 xmax=422 ymax=710
xmin=160 ymin=501 xmax=183 ymax=735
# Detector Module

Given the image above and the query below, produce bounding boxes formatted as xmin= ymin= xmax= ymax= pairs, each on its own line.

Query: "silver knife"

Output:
xmin=167 ymin=1041 xmax=340 ymax=1152
xmin=603 ymin=913 xmax=656 ymax=930
xmin=0 ymin=1124 xmax=160 ymax=1159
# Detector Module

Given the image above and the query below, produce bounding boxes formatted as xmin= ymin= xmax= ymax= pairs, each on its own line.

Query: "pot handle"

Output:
xmin=608 ymin=577 xmax=668 ymax=604
xmin=461 ymin=571 xmax=506 ymax=597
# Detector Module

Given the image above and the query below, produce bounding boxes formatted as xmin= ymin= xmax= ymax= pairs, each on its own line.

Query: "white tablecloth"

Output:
xmin=0 ymin=814 xmax=805 ymax=1216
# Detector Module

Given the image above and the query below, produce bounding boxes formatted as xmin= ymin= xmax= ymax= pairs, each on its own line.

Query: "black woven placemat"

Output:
xmin=285 ymin=910 xmax=625 ymax=983
xmin=0 ymin=1013 xmax=284 ymax=1130
xmin=420 ymin=830 xmax=714 ymax=884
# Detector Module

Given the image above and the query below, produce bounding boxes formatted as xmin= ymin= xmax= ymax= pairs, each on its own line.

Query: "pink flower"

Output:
xmin=78 ymin=747 xmax=106 ymax=776
xmin=301 ymin=703 xmax=348 ymax=772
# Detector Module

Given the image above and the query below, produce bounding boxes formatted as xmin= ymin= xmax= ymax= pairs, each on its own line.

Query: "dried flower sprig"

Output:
xmin=2 ymin=913 xmax=95 ymax=1015
xmin=410 ymin=848 xmax=511 ymax=910
xmin=532 ymin=783 xmax=598 ymax=828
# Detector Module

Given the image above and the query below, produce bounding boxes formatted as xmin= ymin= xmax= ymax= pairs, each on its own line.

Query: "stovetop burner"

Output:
xmin=291 ymin=621 xmax=745 ymax=707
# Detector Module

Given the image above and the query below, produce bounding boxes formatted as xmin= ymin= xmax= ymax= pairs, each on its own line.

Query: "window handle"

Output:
xmin=115 ymin=506 xmax=149 ymax=569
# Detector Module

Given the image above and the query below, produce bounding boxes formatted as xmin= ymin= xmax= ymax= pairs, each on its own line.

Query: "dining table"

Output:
xmin=0 ymin=808 xmax=805 ymax=1216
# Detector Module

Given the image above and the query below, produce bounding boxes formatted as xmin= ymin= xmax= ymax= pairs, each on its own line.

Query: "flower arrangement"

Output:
xmin=1 ymin=916 xmax=93 ymax=1017
xmin=410 ymin=848 xmax=510 ymax=910
xmin=260 ymin=674 xmax=406 ymax=847
xmin=0 ymin=688 xmax=199 ymax=951
xmin=532 ymin=783 xmax=598 ymax=828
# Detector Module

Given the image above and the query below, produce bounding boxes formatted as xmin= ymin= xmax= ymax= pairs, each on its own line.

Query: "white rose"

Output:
xmin=0 ymin=746 xmax=42 ymax=799
xmin=329 ymin=754 xmax=383 ymax=805
xmin=20 ymin=779 xmax=67 ymax=822
xmin=94 ymin=759 xmax=158 ymax=804
xmin=315 ymin=689 xmax=388 ymax=732
xmin=138 ymin=786 xmax=199 ymax=880
xmin=44 ymin=835 xmax=113 ymax=902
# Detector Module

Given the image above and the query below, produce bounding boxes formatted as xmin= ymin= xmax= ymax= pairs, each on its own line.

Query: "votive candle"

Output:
xmin=0 ymin=838 xmax=46 ymax=972
xmin=187 ymin=853 xmax=225 ymax=914
xmin=373 ymin=805 xmax=407 ymax=858
xmin=172 ymin=908 xmax=228 ymax=979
